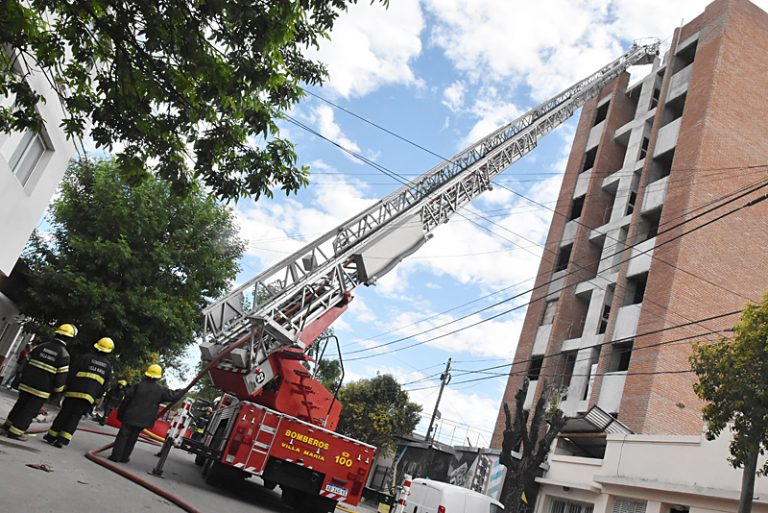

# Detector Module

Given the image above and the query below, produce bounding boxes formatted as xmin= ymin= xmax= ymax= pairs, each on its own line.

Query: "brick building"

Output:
xmin=492 ymin=0 xmax=768 ymax=447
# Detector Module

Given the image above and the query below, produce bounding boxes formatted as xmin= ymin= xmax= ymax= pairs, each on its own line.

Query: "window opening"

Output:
xmin=569 ymin=196 xmax=585 ymax=221
xmin=582 ymin=147 xmax=597 ymax=173
xmin=555 ymin=244 xmax=573 ymax=273
xmin=594 ymin=101 xmax=610 ymax=125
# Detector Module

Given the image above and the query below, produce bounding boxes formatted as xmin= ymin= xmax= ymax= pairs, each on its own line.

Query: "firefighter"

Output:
xmin=99 ymin=378 xmax=128 ymax=426
xmin=1 ymin=324 xmax=74 ymax=441
xmin=44 ymin=337 xmax=114 ymax=447
xmin=192 ymin=406 xmax=213 ymax=441
xmin=108 ymin=364 xmax=184 ymax=463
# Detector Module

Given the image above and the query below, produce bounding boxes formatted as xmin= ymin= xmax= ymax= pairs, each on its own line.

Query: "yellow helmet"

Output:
xmin=55 ymin=324 xmax=78 ymax=338
xmin=94 ymin=337 xmax=114 ymax=353
xmin=118 ymin=380 xmax=128 ymax=387
xmin=145 ymin=364 xmax=162 ymax=379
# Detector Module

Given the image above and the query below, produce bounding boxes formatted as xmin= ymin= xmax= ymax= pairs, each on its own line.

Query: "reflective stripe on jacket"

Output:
xmin=19 ymin=339 xmax=70 ymax=397
xmin=64 ymin=352 xmax=112 ymax=404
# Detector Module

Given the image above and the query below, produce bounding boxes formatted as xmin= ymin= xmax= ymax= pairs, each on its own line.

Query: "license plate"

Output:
xmin=325 ymin=484 xmax=348 ymax=497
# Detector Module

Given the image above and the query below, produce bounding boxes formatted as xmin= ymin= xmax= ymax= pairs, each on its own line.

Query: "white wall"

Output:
xmin=0 ymin=53 xmax=77 ymax=275
xmin=535 ymin=430 xmax=768 ymax=513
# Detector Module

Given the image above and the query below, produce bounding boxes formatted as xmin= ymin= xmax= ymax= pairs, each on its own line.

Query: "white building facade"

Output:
xmin=0 ymin=50 xmax=77 ymax=378
xmin=535 ymin=431 xmax=768 ymax=513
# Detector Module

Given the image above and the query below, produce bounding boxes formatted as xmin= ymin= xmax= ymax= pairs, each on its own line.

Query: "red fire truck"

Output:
xmin=181 ymin=40 xmax=659 ymax=513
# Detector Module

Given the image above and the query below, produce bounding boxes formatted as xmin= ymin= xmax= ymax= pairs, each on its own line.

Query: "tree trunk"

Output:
xmin=738 ymin=442 xmax=759 ymax=513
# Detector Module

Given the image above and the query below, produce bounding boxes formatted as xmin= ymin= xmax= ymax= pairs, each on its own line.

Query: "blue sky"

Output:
xmin=167 ymin=0 xmax=767 ymax=446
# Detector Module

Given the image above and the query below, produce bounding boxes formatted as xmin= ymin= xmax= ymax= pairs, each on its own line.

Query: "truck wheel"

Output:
xmin=280 ymin=487 xmax=300 ymax=507
xmin=300 ymin=493 xmax=337 ymax=513
xmin=194 ymin=454 xmax=206 ymax=466
xmin=203 ymin=459 xmax=225 ymax=487
xmin=262 ymin=479 xmax=277 ymax=490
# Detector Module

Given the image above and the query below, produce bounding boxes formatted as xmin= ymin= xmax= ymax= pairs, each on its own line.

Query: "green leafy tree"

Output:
xmin=1 ymin=0 xmax=387 ymax=200
xmin=16 ymin=157 xmax=244 ymax=373
xmin=691 ymin=291 xmax=768 ymax=513
xmin=337 ymin=374 xmax=421 ymax=455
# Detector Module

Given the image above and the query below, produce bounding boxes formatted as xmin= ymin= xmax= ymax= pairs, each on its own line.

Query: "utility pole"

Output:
xmin=427 ymin=357 xmax=451 ymax=443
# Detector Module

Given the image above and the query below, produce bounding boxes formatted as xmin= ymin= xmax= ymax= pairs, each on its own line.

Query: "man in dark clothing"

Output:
xmin=109 ymin=364 xmax=184 ymax=463
xmin=1 ymin=324 xmax=75 ymax=441
xmin=99 ymin=378 xmax=128 ymax=426
xmin=44 ymin=337 xmax=114 ymax=447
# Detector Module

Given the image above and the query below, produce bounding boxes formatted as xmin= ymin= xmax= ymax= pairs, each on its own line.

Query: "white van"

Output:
xmin=404 ymin=478 xmax=504 ymax=513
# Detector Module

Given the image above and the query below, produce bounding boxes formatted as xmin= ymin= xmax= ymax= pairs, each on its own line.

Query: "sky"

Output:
xmin=168 ymin=0 xmax=768 ymax=447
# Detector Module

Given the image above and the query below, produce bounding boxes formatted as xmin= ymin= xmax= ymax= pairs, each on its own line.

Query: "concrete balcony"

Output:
xmin=574 ymin=169 xmax=592 ymax=198
xmin=524 ymin=379 xmax=538 ymax=410
xmin=587 ymin=120 xmax=605 ymax=150
xmin=613 ymin=303 xmax=641 ymax=341
xmin=597 ymin=370 xmax=627 ymax=413
xmin=653 ymin=117 xmax=681 ymax=157
xmin=532 ymin=324 xmax=551 ymax=355
xmin=641 ymin=176 xmax=669 ymax=213
xmin=626 ymin=237 xmax=655 ymax=277
xmin=667 ymin=63 xmax=693 ymax=102
xmin=547 ymin=270 xmax=566 ymax=298
xmin=562 ymin=219 xmax=579 ymax=244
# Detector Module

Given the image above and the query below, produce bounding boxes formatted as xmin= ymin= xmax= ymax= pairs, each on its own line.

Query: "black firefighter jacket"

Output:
xmin=117 ymin=378 xmax=184 ymax=428
xmin=19 ymin=339 xmax=70 ymax=399
xmin=64 ymin=351 xmax=112 ymax=404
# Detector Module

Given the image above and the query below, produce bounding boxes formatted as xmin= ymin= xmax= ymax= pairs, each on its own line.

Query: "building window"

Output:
xmin=9 ymin=130 xmax=49 ymax=186
xmin=560 ymin=351 xmax=577 ymax=392
xmin=581 ymin=147 xmax=597 ymax=173
xmin=594 ymin=101 xmax=610 ymax=125
xmin=554 ymin=244 xmax=572 ymax=273
xmin=636 ymin=208 xmax=662 ymax=242
xmin=609 ymin=340 xmax=633 ymax=372
xmin=528 ymin=356 xmax=544 ymax=380
xmin=661 ymin=93 xmax=686 ymax=127
xmin=541 ymin=300 xmax=558 ymax=325
xmin=648 ymin=148 xmax=674 ymax=183
xmin=624 ymin=272 xmax=648 ymax=305
xmin=673 ymin=39 xmax=698 ymax=74
xmin=625 ymin=190 xmax=637 ymax=216
xmin=639 ymin=136 xmax=649 ymax=160
xmin=613 ymin=499 xmax=647 ymax=513
xmin=551 ymin=498 xmax=594 ymax=513
xmin=598 ymin=303 xmax=611 ymax=334
xmin=569 ymin=196 xmax=585 ymax=221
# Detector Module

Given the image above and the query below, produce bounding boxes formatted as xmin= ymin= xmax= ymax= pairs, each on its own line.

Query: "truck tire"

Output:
xmin=280 ymin=487 xmax=300 ymax=507
xmin=262 ymin=479 xmax=277 ymax=490
xmin=194 ymin=454 xmax=206 ymax=466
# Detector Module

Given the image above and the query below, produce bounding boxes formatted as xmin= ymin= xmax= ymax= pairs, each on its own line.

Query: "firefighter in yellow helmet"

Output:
xmin=2 ymin=324 xmax=74 ymax=441
xmin=109 ymin=364 xmax=184 ymax=463
xmin=44 ymin=337 xmax=114 ymax=447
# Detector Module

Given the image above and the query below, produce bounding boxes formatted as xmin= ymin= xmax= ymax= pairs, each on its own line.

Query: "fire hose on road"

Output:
xmin=22 ymin=334 xmax=252 ymax=513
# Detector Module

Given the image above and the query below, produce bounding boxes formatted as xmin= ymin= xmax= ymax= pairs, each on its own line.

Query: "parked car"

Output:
xmin=404 ymin=478 xmax=504 ymax=513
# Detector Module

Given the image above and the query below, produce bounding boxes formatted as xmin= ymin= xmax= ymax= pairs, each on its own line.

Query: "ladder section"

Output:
xmin=200 ymin=40 xmax=660 ymax=389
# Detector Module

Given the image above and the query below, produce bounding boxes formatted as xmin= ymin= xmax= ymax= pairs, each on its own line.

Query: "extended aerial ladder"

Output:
xmin=199 ymin=40 xmax=660 ymax=429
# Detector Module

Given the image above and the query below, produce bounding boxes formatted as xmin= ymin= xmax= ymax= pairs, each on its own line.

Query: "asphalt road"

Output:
xmin=0 ymin=388 xmax=377 ymax=513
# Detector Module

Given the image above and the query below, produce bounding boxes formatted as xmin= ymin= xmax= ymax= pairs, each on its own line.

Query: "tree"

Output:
xmin=499 ymin=379 xmax=566 ymax=513
xmin=336 ymin=374 xmax=421 ymax=455
xmin=16 ymin=157 xmax=244 ymax=373
xmin=691 ymin=291 xmax=768 ymax=513
xmin=1 ymin=0 xmax=387 ymax=200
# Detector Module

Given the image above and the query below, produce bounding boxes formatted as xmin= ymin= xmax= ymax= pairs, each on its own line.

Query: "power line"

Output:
xmin=343 ymin=180 xmax=766 ymax=360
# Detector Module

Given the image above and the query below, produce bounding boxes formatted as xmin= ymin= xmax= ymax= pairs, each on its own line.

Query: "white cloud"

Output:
xmin=363 ymin=365 xmax=501 ymax=443
xmin=460 ymin=87 xmax=522 ymax=147
xmin=442 ymin=81 xmax=466 ymax=112
xmin=309 ymin=0 xmax=425 ymax=97
xmin=310 ymin=104 xmax=361 ymax=155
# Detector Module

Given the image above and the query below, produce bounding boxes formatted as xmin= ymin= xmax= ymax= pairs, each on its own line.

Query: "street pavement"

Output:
xmin=0 ymin=388 xmax=379 ymax=513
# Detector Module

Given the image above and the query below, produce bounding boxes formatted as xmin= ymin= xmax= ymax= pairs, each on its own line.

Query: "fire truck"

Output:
xmin=180 ymin=40 xmax=660 ymax=513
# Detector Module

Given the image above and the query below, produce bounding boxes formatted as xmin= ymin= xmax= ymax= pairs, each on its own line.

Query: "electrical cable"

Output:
xmin=288 ymin=94 xmax=768 ymax=359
